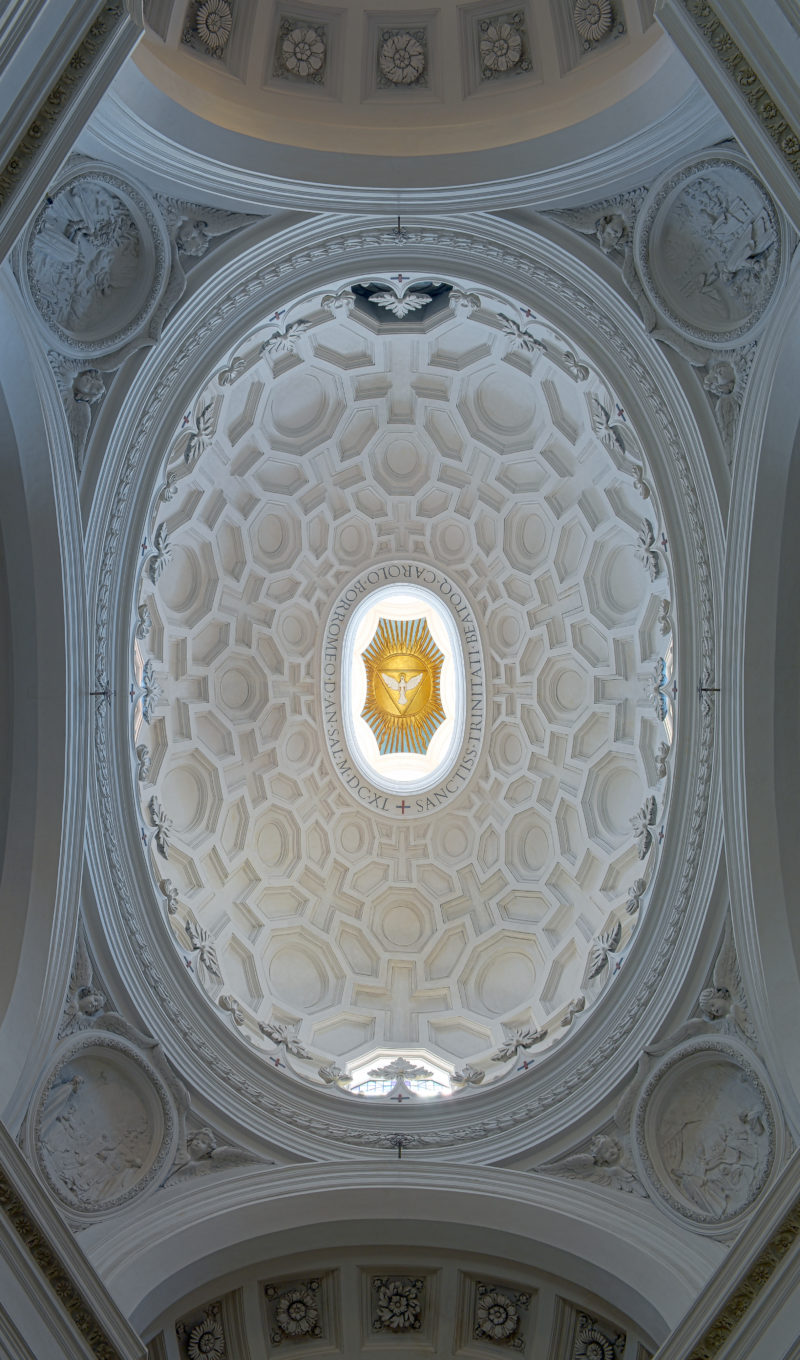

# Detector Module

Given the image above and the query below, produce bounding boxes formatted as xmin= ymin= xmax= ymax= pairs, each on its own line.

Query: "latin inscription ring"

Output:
xmin=321 ymin=563 xmax=486 ymax=819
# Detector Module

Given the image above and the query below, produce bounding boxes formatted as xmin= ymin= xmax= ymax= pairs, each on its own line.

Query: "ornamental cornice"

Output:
xmin=720 ymin=255 xmax=800 ymax=1142
xmin=81 ymin=1160 xmax=724 ymax=1322
xmin=0 ymin=1124 xmax=142 ymax=1360
xmin=0 ymin=1172 xmax=127 ymax=1360
xmin=83 ymin=65 xmax=728 ymax=215
xmin=675 ymin=0 xmax=800 ymax=188
xmin=686 ymin=1193 xmax=800 ymax=1358
xmin=0 ymin=4 xmax=129 ymax=214
xmin=84 ymin=212 xmax=722 ymax=1161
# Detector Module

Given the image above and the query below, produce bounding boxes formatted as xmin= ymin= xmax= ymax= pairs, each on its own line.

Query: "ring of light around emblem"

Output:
xmin=322 ymin=565 xmax=485 ymax=818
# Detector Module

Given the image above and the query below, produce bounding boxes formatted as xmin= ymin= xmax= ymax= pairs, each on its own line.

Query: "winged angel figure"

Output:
xmin=551 ymin=191 xmax=708 ymax=365
xmin=59 ymin=925 xmax=175 ymax=1055
xmin=152 ymin=195 xmax=257 ymax=338
xmin=163 ymin=1125 xmax=272 ymax=1186
xmin=382 ymin=670 xmax=424 ymax=707
xmin=59 ymin=925 xmax=107 ymax=1035
xmin=50 ymin=351 xmax=120 ymax=472
xmin=644 ymin=920 xmax=756 ymax=1054
xmin=540 ymin=1124 xmax=646 ymax=1197
xmin=539 ymin=922 xmax=753 ymax=1198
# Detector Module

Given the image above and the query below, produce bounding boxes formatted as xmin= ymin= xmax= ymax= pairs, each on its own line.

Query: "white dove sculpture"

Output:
xmin=381 ymin=671 xmax=424 ymax=706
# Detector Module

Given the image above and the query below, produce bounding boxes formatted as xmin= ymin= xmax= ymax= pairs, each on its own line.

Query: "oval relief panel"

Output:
xmin=634 ymin=149 xmax=787 ymax=348
xmin=633 ymin=1038 xmax=779 ymax=1228
xmin=32 ymin=1033 xmax=177 ymax=1216
xmin=21 ymin=160 xmax=169 ymax=357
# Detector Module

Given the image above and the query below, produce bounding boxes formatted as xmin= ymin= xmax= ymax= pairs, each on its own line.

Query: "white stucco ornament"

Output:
xmin=632 ymin=1038 xmax=779 ymax=1227
xmin=195 ymin=0 xmax=232 ymax=54
xmin=633 ymin=149 xmax=788 ymax=348
xmin=479 ymin=21 xmax=522 ymax=72
xmin=573 ymin=0 xmax=613 ymax=43
xmin=380 ymin=31 xmax=426 ymax=84
xmin=282 ymin=25 xmax=326 ymax=78
xmin=21 ymin=162 xmax=169 ymax=357
xmin=122 ymin=267 xmax=686 ymax=1101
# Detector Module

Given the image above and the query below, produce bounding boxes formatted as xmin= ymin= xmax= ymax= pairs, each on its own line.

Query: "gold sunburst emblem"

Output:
xmin=361 ymin=617 xmax=445 ymax=755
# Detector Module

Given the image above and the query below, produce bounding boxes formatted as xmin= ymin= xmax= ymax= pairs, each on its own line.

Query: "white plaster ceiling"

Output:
xmin=145 ymin=1242 xmax=657 ymax=1360
xmin=137 ymin=0 xmax=667 ymax=159
xmin=132 ymin=275 xmax=675 ymax=1094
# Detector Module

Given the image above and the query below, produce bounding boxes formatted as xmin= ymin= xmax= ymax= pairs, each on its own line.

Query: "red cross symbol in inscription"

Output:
xmin=397 ymin=800 xmax=409 ymax=815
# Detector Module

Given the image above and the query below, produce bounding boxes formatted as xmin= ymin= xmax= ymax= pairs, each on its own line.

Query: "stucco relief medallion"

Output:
xmin=632 ymin=1038 xmax=779 ymax=1228
xmin=30 ymin=1032 xmax=177 ymax=1216
xmin=21 ymin=161 xmax=169 ymax=357
xmin=633 ymin=149 xmax=786 ymax=348
xmin=323 ymin=564 xmax=484 ymax=818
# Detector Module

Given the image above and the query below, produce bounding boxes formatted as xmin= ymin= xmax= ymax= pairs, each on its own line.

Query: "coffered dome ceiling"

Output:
xmin=139 ymin=0 xmax=666 ymax=159
xmin=100 ymin=0 xmax=727 ymax=210
xmin=131 ymin=272 xmax=677 ymax=1097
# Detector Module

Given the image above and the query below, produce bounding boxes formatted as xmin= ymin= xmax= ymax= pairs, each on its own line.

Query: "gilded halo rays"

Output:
xmin=361 ymin=616 xmax=445 ymax=756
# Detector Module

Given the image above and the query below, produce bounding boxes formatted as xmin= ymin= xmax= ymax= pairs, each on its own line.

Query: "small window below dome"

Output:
xmin=348 ymin=1052 xmax=454 ymax=1099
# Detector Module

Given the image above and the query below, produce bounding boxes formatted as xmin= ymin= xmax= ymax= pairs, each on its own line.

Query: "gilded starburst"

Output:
xmin=361 ymin=617 xmax=445 ymax=755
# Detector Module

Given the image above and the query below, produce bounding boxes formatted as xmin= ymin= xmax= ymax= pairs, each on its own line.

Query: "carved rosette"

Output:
xmin=183 ymin=0 xmax=234 ymax=58
xmin=378 ymin=29 xmax=427 ymax=87
xmin=632 ymin=1038 xmax=780 ymax=1229
xmin=572 ymin=1311 xmax=625 ymax=1360
xmin=266 ymin=1278 xmax=323 ymax=1343
xmin=176 ymin=1302 xmax=227 ymax=1360
xmin=573 ymin=0 xmax=615 ymax=48
xmin=473 ymin=1283 xmax=530 ymax=1348
xmin=371 ymin=1276 xmax=424 ymax=1331
xmin=275 ymin=18 xmax=327 ymax=84
xmin=477 ymin=12 xmax=531 ymax=80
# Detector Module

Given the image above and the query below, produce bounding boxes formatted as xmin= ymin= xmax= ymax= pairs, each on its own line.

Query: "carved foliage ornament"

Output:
xmin=379 ymin=30 xmax=426 ymax=85
xmin=0 ymin=3 xmax=126 ymax=212
xmin=0 ymin=1169 xmax=126 ymax=1360
xmin=266 ymin=1279 xmax=322 ymax=1342
xmin=372 ymin=1276 xmax=423 ymax=1331
xmin=277 ymin=20 xmax=326 ymax=82
xmin=680 ymin=0 xmax=800 ymax=185
xmin=573 ymin=0 xmax=613 ymax=44
xmin=370 ymin=288 xmax=431 ymax=317
xmin=183 ymin=1 xmax=233 ymax=58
